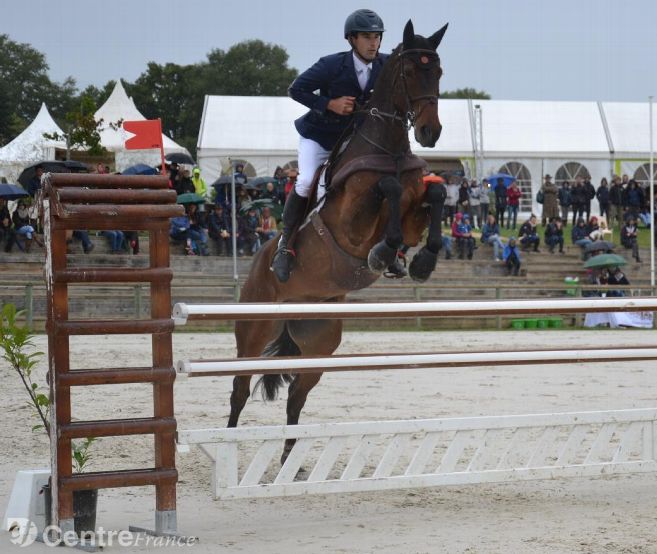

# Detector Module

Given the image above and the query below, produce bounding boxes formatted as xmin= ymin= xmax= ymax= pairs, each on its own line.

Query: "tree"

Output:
xmin=204 ymin=40 xmax=298 ymax=96
xmin=0 ymin=34 xmax=79 ymax=143
xmin=442 ymin=87 xmax=491 ymax=100
xmin=44 ymin=95 xmax=114 ymax=160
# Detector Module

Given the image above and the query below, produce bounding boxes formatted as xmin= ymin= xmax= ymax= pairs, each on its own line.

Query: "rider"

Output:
xmin=271 ymin=8 xmax=388 ymax=282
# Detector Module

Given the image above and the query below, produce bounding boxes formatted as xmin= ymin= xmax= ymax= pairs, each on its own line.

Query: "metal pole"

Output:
xmin=649 ymin=96 xmax=654 ymax=290
xmin=25 ymin=283 xmax=33 ymax=330
xmin=229 ymin=159 xmax=238 ymax=299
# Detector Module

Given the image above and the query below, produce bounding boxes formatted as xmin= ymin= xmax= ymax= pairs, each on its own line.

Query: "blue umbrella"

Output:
xmin=122 ymin=163 xmax=157 ymax=176
xmin=0 ymin=183 xmax=29 ymax=200
xmin=485 ymin=173 xmax=515 ymax=188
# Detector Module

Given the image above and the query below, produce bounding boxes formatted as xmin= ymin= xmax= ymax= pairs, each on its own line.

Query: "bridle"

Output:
xmin=356 ymin=47 xmax=441 ymax=161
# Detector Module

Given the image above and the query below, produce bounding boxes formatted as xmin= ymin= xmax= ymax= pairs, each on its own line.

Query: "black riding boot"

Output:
xmin=271 ymin=190 xmax=307 ymax=282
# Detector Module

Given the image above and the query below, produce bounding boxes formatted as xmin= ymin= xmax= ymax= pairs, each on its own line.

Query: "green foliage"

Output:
xmin=0 ymin=34 xmax=78 ymax=143
xmin=72 ymin=437 xmax=96 ymax=473
xmin=442 ymin=87 xmax=491 ymax=99
xmin=0 ymin=303 xmax=49 ymax=436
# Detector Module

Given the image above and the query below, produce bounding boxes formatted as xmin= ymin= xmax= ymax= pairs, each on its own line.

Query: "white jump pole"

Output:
xmin=172 ymin=297 xmax=657 ymax=323
xmin=650 ymin=95 xmax=654 ymax=291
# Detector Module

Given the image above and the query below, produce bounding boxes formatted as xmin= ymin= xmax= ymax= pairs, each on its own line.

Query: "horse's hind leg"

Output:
xmin=228 ymin=319 xmax=282 ymax=428
xmin=281 ymin=317 xmax=344 ymax=464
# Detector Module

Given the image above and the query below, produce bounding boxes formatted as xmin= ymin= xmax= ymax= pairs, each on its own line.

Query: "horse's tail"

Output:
xmin=254 ymin=323 xmax=299 ymax=401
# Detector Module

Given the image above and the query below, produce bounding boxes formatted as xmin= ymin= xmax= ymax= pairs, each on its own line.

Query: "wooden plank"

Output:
xmin=405 ymin=432 xmax=441 ymax=476
xmin=526 ymin=426 xmax=561 ymax=468
xmin=584 ymin=424 xmax=617 ymax=465
xmin=556 ymin=424 xmax=589 ymax=466
xmin=214 ymin=443 xmax=238 ymax=498
xmin=342 ymin=436 xmax=376 ymax=480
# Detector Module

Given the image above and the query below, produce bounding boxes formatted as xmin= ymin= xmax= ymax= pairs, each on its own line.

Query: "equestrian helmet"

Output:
xmin=344 ymin=9 xmax=385 ymax=39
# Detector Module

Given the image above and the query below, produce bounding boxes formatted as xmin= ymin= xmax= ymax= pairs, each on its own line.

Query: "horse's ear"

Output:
xmin=403 ymin=20 xmax=415 ymax=48
xmin=428 ymin=23 xmax=448 ymax=50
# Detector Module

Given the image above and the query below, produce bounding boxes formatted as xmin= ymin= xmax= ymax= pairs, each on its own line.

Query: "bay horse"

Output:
xmin=229 ymin=20 xmax=448 ymax=462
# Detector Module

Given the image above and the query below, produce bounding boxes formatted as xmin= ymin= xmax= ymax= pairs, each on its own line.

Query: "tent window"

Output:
xmin=498 ymin=161 xmax=532 ymax=212
xmin=555 ymin=162 xmax=591 ymax=187
xmin=633 ymin=163 xmax=657 ymax=189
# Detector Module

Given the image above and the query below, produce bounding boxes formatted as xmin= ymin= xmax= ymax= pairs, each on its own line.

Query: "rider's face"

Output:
xmin=351 ymin=32 xmax=381 ymax=62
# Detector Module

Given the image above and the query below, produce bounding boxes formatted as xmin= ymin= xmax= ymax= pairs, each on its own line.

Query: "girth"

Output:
xmin=309 ymin=211 xmax=380 ymax=291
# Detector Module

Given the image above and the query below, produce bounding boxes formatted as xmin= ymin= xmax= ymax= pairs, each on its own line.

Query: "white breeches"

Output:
xmin=296 ymin=136 xmax=330 ymax=198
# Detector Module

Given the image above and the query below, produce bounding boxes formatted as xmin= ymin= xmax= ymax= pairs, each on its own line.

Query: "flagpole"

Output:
xmin=229 ymin=159 xmax=239 ymax=301
xmin=650 ymin=96 xmax=654 ymax=292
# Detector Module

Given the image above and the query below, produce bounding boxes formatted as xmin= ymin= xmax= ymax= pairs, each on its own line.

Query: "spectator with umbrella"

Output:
xmin=620 ymin=215 xmax=641 ymax=263
xmin=11 ymin=198 xmax=43 ymax=252
xmin=208 ymin=204 xmax=232 ymax=256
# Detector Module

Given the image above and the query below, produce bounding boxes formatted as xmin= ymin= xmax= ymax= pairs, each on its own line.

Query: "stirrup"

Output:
xmin=383 ymin=254 xmax=408 ymax=279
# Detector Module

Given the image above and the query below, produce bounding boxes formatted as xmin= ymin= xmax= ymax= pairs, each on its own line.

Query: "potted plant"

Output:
xmin=1 ymin=304 xmax=98 ymax=536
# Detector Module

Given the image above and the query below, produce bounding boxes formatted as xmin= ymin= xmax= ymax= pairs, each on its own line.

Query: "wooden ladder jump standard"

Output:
xmin=42 ymin=173 xmax=183 ymax=538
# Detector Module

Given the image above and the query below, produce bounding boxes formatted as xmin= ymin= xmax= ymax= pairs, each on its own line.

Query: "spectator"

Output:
xmin=123 ymin=231 xmax=140 ymax=255
xmin=284 ymin=168 xmax=298 ymax=199
xmin=607 ymin=267 xmax=630 ymax=296
xmin=191 ymin=168 xmax=207 ymax=198
xmin=620 ymin=216 xmax=641 ymax=262
xmin=481 ymin=213 xmax=505 ymax=261
xmin=169 ymin=214 xmax=195 ymax=256
xmin=582 ymin=177 xmax=596 ymax=222
xmin=167 ymin=162 xmax=179 ymax=189
xmin=234 ymin=163 xmax=248 ymax=184
xmin=101 ymin=230 xmax=125 ymax=254
xmin=256 ymin=206 xmax=278 ymax=244
xmin=27 ymin=165 xmax=44 ymax=198
xmin=237 ymin=207 xmax=261 ymax=255
xmin=540 ymin=174 xmax=559 ymax=226
xmin=175 ymin=169 xmax=195 ymax=196
xmin=505 ymin=180 xmax=521 ymax=230
xmin=571 ymin=217 xmax=592 ymax=258
xmin=608 ymin=176 xmax=624 ymax=227
xmin=596 ymin=178 xmax=610 ymax=221
xmin=494 ymin=178 xmax=507 ymax=228
xmin=12 ymin=199 xmax=43 ymax=252
xmin=186 ymin=203 xmax=209 ymax=256
xmin=96 ymin=163 xmax=107 ymax=174
xmin=545 ymin=216 xmax=565 ymax=254
xmin=208 ymin=204 xmax=232 ymax=256
xmin=457 ymin=179 xmax=470 ymax=216
xmin=623 ymin=180 xmax=644 ymax=221
xmin=455 ymin=213 xmax=475 ymax=260
xmin=558 ymin=180 xmax=572 ymax=223
xmin=468 ymin=179 xmax=481 ymax=228
xmin=570 ymin=178 xmax=586 ymax=225
xmin=444 ymin=178 xmax=459 ymax=225
xmin=518 ymin=214 xmax=540 ymax=252
xmin=503 ymin=236 xmax=521 ymax=276
xmin=478 ymin=179 xmax=490 ymax=225
xmin=0 ymin=198 xmax=16 ymax=252
xmin=259 ymin=181 xmax=283 ymax=205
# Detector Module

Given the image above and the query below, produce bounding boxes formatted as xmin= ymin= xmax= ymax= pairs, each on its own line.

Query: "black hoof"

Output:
xmin=409 ymin=246 xmax=438 ymax=283
xmin=368 ymin=240 xmax=398 ymax=273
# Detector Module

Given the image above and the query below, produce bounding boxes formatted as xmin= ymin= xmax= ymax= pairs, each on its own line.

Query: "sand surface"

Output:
xmin=2 ymin=330 xmax=657 ymax=553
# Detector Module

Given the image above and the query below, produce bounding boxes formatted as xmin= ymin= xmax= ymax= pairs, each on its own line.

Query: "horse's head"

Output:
xmin=394 ymin=20 xmax=448 ymax=148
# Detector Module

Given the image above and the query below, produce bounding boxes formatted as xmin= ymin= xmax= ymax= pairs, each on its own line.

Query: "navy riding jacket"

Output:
xmin=288 ymin=50 xmax=389 ymax=151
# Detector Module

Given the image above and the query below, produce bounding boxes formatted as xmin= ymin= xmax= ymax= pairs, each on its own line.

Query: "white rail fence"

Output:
xmin=173 ymin=297 xmax=657 ymax=500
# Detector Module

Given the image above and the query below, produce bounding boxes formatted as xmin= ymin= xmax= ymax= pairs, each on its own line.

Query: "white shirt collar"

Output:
xmin=352 ymin=52 xmax=372 ymax=74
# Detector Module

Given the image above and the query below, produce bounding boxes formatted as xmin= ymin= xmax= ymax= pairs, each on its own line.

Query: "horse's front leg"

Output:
xmin=367 ymin=175 xmax=403 ymax=273
xmin=409 ymin=182 xmax=446 ymax=282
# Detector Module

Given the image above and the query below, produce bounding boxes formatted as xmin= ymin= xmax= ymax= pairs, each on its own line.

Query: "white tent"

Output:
xmin=0 ymin=103 xmax=67 ymax=182
xmin=197 ymin=96 xmax=657 ymax=214
xmin=95 ymin=80 xmax=189 ymax=171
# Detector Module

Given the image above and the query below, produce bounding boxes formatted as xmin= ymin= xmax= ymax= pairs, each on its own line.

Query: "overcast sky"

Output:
xmin=2 ymin=0 xmax=656 ymax=102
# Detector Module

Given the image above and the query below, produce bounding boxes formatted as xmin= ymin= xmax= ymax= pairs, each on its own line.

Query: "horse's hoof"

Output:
xmin=367 ymin=240 xmax=398 ymax=273
xmin=409 ymin=246 xmax=438 ymax=283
